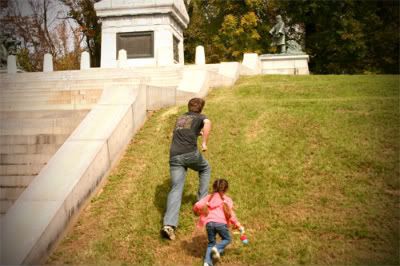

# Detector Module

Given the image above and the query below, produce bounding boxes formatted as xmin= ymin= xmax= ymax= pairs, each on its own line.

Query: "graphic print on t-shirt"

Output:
xmin=175 ymin=115 xmax=194 ymax=130
xmin=170 ymin=112 xmax=207 ymax=157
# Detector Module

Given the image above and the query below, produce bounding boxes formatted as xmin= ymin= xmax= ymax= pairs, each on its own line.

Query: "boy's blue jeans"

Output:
xmin=163 ymin=150 xmax=211 ymax=227
xmin=205 ymin=222 xmax=231 ymax=266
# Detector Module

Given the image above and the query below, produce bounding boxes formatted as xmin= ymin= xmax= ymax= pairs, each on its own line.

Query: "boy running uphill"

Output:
xmin=161 ymin=98 xmax=212 ymax=240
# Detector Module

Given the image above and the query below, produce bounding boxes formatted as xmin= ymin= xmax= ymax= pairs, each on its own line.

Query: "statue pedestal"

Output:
xmin=260 ymin=54 xmax=310 ymax=75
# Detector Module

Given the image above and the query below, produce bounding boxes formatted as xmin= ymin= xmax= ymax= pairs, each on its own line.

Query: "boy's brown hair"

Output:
xmin=188 ymin=98 xmax=205 ymax=113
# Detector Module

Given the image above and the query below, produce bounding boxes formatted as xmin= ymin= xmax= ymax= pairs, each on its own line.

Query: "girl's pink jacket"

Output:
xmin=193 ymin=193 xmax=240 ymax=228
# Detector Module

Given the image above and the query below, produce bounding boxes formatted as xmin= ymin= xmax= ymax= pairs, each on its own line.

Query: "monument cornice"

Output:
xmin=95 ymin=1 xmax=189 ymax=29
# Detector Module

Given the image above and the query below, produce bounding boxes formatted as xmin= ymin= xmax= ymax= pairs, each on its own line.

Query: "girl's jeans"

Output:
xmin=205 ymin=222 xmax=231 ymax=266
xmin=163 ymin=150 xmax=211 ymax=227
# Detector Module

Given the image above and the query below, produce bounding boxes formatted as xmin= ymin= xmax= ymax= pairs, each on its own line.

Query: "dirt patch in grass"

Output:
xmin=154 ymin=228 xmax=207 ymax=265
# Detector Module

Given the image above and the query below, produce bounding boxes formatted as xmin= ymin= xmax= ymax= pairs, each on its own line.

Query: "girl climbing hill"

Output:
xmin=193 ymin=179 xmax=244 ymax=266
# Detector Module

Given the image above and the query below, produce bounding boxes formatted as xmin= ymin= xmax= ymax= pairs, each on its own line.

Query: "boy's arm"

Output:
xmin=201 ymin=119 xmax=211 ymax=151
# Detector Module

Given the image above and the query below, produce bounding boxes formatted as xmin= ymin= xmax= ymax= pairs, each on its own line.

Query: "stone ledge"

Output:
xmin=0 ymin=83 xmax=148 ymax=265
xmin=260 ymin=54 xmax=310 ymax=61
xmin=260 ymin=54 xmax=310 ymax=75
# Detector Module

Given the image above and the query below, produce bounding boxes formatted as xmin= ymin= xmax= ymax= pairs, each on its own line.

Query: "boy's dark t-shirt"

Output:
xmin=170 ymin=112 xmax=207 ymax=157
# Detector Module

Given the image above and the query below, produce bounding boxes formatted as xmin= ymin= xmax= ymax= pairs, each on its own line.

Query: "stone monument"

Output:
xmin=260 ymin=14 xmax=310 ymax=75
xmin=94 ymin=0 xmax=189 ymax=68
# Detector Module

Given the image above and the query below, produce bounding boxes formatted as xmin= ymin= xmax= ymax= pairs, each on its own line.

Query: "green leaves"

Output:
xmin=184 ymin=0 xmax=269 ymax=63
xmin=185 ymin=0 xmax=399 ymax=74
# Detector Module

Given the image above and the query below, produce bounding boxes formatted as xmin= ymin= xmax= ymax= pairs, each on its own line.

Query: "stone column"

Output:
xmin=178 ymin=38 xmax=184 ymax=65
xmin=157 ymin=30 xmax=174 ymax=66
xmin=43 ymin=53 xmax=53 ymax=72
xmin=195 ymin=46 xmax=205 ymax=65
xmin=118 ymin=49 xmax=128 ymax=68
xmin=7 ymin=55 xmax=17 ymax=74
xmin=100 ymin=31 xmax=117 ymax=68
xmin=80 ymin=51 xmax=90 ymax=70
xmin=242 ymin=53 xmax=261 ymax=75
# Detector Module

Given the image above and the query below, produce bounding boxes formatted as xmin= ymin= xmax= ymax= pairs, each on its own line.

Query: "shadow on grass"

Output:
xmin=181 ymin=234 xmax=208 ymax=258
xmin=154 ymin=176 xmax=202 ymax=227
xmin=154 ymin=178 xmax=169 ymax=226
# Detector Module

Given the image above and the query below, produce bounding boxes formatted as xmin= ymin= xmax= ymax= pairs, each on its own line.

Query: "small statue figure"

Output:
xmin=0 ymin=32 xmax=21 ymax=70
xmin=269 ymin=15 xmax=286 ymax=54
xmin=3 ymin=33 xmax=20 ymax=55
xmin=0 ymin=35 xmax=8 ymax=69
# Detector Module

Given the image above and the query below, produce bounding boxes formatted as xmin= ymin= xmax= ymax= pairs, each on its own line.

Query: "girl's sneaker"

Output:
xmin=211 ymin=246 xmax=220 ymax=261
xmin=161 ymin=225 xmax=176 ymax=240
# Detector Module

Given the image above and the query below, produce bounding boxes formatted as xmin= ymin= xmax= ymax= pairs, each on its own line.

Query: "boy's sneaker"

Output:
xmin=161 ymin=225 xmax=175 ymax=240
xmin=203 ymin=263 xmax=210 ymax=266
xmin=211 ymin=246 xmax=220 ymax=261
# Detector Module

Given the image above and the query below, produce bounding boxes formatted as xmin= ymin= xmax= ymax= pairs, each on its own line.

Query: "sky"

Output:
xmin=2 ymin=0 xmax=81 ymax=52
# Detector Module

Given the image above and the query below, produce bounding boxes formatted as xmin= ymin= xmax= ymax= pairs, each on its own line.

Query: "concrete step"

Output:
xmin=0 ymin=164 xmax=44 ymax=176
xmin=0 ymin=187 xmax=26 ymax=200
xmin=0 ymin=154 xmax=52 ymax=165
xmin=1 ymin=77 xmax=176 ymax=91
xmin=0 ymin=73 xmax=172 ymax=84
xmin=148 ymin=78 xmax=181 ymax=86
xmin=2 ymin=83 xmax=104 ymax=91
xmin=1 ymin=116 xmax=86 ymax=129
xmin=0 ymin=143 xmax=60 ymax=154
xmin=2 ymin=79 xmax=112 ymax=91
xmin=0 ymin=99 xmax=98 ymax=108
xmin=0 ymin=100 xmax=87 ymax=108
xmin=0 ymin=199 xmax=13 ymax=215
xmin=0 ymin=175 xmax=36 ymax=187
xmin=0 ymin=72 xmax=179 ymax=88
xmin=0 ymin=110 xmax=89 ymax=119
xmin=0 ymin=103 xmax=96 ymax=111
xmin=0 ymin=134 xmax=69 ymax=145
xmin=0 ymin=125 xmax=76 ymax=136
xmin=0 ymin=89 xmax=102 ymax=99
xmin=0 ymin=95 xmax=101 ymax=105
xmin=0 ymin=67 xmax=183 ymax=82
xmin=0 ymin=79 xmax=169 ymax=93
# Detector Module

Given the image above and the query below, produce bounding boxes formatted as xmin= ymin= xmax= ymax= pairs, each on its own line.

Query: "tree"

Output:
xmin=1 ymin=0 xmax=85 ymax=71
xmin=279 ymin=0 xmax=399 ymax=73
xmin=53 ymin=20 xmax=85 ymax=70
xmin=1 ymin=0 xmax=59 ymax=71
xmin=184 ymin=0 xmax=272 ymax=63
xmin=184 ymin=0 xmax=398 ymax=73
xmin=58 ymin=0 xmax=101 ymax=67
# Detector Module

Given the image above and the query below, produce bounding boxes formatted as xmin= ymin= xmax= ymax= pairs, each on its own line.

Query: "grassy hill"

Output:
xmin=48 ymin=75 xmax=399 ymax=265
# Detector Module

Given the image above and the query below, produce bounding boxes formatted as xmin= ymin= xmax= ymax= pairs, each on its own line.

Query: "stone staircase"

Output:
xmin=0 ymin=81 xmax=101 ymax=216
xmin=0 ymin=110 xmax=90 ymax=215
xmin=0 ymin=66 xmax=184 ymax=217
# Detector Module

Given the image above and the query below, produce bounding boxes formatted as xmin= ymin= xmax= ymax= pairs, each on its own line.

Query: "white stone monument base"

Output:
xmin=241 ymin=53 xmax=261 ymax=75
xmin=260 ymin=54 xmax=310 ymax=75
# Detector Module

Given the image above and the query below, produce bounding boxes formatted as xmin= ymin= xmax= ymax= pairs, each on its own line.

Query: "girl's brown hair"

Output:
xmin=202 ymin=179 xmax=232 ymax=224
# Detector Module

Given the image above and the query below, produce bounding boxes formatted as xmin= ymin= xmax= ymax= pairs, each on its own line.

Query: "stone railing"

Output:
xmin=1 ymin=80 xmax=149 ymax=264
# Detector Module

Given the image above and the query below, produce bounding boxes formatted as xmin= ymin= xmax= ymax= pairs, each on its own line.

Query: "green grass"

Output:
xmin=48 ymin=75 xmax=399 ymax=265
